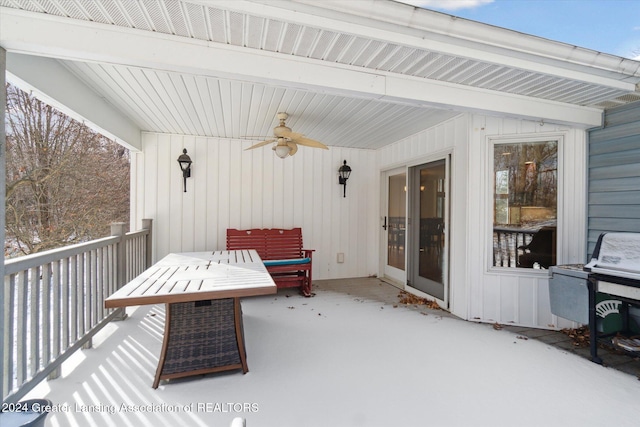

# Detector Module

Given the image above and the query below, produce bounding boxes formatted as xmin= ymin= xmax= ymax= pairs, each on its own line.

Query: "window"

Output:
xmin=492 ymin=140 xmax=557 ymax=269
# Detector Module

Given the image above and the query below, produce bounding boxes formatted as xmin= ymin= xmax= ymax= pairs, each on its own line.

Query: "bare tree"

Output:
xmin=5 ymin=84 xmax=130 ymax=256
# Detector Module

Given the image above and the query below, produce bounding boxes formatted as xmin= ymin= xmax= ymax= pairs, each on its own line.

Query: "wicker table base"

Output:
xmin=153 ymin=298 xmax=247 ymax=388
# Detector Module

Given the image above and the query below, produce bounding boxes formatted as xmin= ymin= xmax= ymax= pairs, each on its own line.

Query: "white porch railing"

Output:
xmin=1 ymin=219 xmax=153 ymax=404
xmin=493 ymin=227 xmax=535 ymax=267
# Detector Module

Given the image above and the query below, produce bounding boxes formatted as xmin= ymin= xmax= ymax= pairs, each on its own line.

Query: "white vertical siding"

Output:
xmin=132 ymin=112 xmax=588 ymax=329
xmin=378 ymin=113 xmax=587 ymax=329
xmin=467 ymin=115 xmax=587 ymax=329
xmin=131 ymin=133 xmax=379 ymax=280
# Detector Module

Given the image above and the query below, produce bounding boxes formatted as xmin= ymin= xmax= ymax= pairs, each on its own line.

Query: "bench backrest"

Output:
xmin=226 ymin=228 xmax=304 ymax=261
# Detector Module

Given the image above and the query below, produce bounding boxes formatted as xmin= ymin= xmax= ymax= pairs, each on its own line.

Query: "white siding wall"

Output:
xmin=131 ymin=132 xmax=379 ymax=280
xmin=467 ymin=115 xmax=587 ymax=329
xmin=132 ymin=112 xmax=588 ymax=329
xmin=377 ymin=114 xmax=587 ymax=329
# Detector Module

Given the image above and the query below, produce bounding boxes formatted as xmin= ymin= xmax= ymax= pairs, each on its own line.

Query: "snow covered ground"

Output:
xmin=25 ymin=278 xmax=640 ymax=427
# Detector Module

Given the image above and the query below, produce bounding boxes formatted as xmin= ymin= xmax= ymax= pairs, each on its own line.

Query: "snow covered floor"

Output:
xmin=26 ymin=278 xmax=640 ymax=427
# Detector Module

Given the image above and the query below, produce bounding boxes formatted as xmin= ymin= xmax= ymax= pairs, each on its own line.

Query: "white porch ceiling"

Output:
xmin=2 ymin=0 xmax=640 ymax=151
xmin=58 ymin=60 xmax=459 ymax=150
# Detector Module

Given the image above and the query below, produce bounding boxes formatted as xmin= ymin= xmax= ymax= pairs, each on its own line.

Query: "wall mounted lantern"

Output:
xmin=338 ymin=160 xmax=351 ymax=198
xmin=177 ymin=148 xmax=192 ymax=192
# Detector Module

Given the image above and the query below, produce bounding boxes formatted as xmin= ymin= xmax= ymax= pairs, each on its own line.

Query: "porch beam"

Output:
xmin=5 ymin=53 xmax=142 ymax=151
xmin=382 ymin=75 xmax=603 ymax=128
xmin=0 ymin=7 xmax=602 ymax=127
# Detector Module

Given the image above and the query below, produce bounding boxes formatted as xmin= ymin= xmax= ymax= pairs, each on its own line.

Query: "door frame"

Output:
xmin=379 ymin=150 xmax=454 ymax=306
xmin=407 ymin=155 xmax=450 ymax=308
xmin=380 ymin=166 xmax=407 ymax=287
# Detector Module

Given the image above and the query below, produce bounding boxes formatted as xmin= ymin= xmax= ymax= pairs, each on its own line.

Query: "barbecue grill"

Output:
xmin=584 ymin=232 xmax=640 ymax=363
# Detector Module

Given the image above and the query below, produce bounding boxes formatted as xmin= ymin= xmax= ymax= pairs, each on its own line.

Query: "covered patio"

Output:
xmin=3 ymin=0 xmax=640 ymax=328
xmin=22 ymin=278 xmax=640 ymax=427
xmin=3 ymin=0 xmax=640 ymax=420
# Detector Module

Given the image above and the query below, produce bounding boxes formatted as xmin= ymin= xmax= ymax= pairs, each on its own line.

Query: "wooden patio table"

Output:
xmin=105 ymin=250 xmax=276 ymax=388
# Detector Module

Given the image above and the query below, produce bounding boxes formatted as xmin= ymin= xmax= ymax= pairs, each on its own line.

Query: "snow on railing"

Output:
xmin=1 ymin=219 xmax=152 ymax=404
xmin=493 ymin=227 xmax=535 ymax=268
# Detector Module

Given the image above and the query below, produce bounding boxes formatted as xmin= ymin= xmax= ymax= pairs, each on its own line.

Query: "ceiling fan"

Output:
xmin=245 ymin=112 xmax=328 ymax=158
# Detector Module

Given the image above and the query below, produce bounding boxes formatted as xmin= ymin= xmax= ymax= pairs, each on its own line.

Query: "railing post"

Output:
xmin=1 ymin=47 xmax=7 ymax=404
xmin=110 ymin=222 xmax=128 ymax=321
xmin=142 ymin=218 xmax=153 ymax=269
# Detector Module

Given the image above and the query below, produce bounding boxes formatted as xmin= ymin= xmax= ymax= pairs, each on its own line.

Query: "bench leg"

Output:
xmin=302 ymin=270 xmax=313 ymax=297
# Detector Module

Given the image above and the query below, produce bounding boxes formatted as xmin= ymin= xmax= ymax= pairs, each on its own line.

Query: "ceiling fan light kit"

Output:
xmin=273 ymin=142 xmax=292 ymax=158
xmin=246 ymin=112 xmax=328 ymax=158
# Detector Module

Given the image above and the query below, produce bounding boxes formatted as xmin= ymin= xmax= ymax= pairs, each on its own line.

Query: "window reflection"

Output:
xmin=493 ymin=141 xmax=557 ymax=269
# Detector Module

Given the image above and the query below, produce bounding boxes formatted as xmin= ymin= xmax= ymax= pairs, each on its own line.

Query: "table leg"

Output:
xmin=153 ymin=298 xmax=247 ymax=388
xmin=234 ymin=297 xmax=249 ymax=374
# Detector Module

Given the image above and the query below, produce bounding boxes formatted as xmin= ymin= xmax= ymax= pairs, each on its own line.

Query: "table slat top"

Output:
xmin=105 ymin=250 xmax=276 ymax=308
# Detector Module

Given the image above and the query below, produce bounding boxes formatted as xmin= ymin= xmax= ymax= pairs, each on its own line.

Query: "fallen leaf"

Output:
xmin=397 ymin=291 xmax=441 ymax=310
xmin=561 ymin=326 xmax=590 ymax=348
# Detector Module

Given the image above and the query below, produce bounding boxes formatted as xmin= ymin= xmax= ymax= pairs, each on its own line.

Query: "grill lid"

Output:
xmin=584 ymin=232 xmax=640 ymax=279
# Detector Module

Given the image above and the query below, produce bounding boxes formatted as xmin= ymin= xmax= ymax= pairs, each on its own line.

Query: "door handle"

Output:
xmin=382 ymin=216 xmax=387 ymax=230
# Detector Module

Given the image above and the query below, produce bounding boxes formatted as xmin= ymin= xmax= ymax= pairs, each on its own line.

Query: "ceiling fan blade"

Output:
xmin=287 ymin=142 xmax=298 ymax=156
xmin=291 ymin=136 xmax=328 ymax=150
xmin=245 ymin=139 xmax=276 ymax=150
xmin=278 ymin=128 xmax=304 ymax=140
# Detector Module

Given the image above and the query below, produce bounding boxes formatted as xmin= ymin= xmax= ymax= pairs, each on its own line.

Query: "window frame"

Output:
xmin=487 ymin=133 xmax=564 ymax=274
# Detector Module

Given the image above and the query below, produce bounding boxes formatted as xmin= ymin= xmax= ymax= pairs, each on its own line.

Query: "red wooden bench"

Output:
xmin=226 ymin=228 xmax=314 ymax=296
